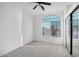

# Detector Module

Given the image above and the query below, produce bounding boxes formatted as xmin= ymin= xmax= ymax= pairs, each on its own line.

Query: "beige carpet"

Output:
xmin=2 ymin=41 xmax=71 ymax=57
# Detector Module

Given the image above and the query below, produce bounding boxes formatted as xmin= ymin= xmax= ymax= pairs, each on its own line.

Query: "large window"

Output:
xmin=42 ymin=15 xmax=61 ymax=37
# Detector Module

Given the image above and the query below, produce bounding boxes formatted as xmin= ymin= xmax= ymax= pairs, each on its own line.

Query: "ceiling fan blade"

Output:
xmin=40 ymin=5 xmax=45 ymax=10
xmin=33 ymin=5 xmax=38 ymax=9
xmin=40 ymin=2 xmax=51 ymax=5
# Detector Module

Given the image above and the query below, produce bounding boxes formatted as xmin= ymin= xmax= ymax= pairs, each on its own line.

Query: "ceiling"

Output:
xmin=24 ymin=2 xmax=73 ymax=15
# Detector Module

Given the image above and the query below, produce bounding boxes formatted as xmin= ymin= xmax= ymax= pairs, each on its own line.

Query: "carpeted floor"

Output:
xmin=2 ymin=41 xmax=71 ymax=57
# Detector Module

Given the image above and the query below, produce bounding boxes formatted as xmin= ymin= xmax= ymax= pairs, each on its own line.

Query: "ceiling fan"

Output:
xmin=33 ymin=2 xmax=51 ymax=10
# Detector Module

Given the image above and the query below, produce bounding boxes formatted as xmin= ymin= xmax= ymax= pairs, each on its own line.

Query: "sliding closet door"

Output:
xmin=72 ymin=8 xmax=79 ymax=56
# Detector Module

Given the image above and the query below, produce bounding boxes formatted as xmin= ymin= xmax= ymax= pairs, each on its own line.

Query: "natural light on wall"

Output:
xmin=42 ymin=15 xmax=61 ymax=37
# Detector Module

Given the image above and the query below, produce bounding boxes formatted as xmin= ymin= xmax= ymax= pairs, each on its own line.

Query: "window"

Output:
xmin=42 ymin=15 xmax=61 ymax=37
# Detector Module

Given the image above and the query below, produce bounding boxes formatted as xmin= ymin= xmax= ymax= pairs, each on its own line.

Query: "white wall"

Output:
xmin=33 ymin=12 xmax=64 ymax=45
xmin=0 ymin=2 xmax=33 ymax=56
xmin=22 ymin=11 xmax=33 ymax=45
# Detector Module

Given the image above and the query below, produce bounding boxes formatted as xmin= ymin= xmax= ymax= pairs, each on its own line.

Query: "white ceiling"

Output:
xmin=24 ymin=2 xmax=73 ymax=15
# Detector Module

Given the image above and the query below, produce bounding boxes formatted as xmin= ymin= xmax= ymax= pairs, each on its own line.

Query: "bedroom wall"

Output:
xmin=22 ymin=11 xmax=34 ymax=45
xmin=0 ymin=2 xmax=33 ymax=56
xmin=33 ymin=12 xmax=64 ymax=45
